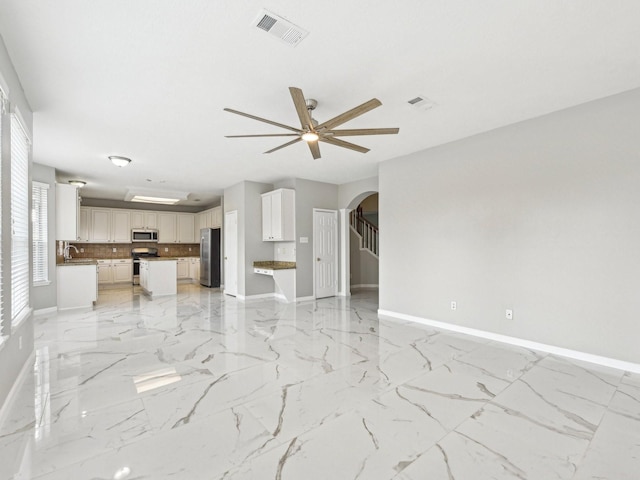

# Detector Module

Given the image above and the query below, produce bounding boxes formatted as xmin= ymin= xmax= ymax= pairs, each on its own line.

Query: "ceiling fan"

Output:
xmin=224 ymin=87 xmax=399 ymax=160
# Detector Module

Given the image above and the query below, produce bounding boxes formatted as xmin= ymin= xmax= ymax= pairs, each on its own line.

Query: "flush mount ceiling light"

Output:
xmin=130 ymin=195 xmax=181 ymax=205
xmin=125 ymin=187 xmax=189 ymax=205
xmin=68 ymin=180 xmax=86 ymax=187
xmin=109 ymin=156 xmax=132 ymax=167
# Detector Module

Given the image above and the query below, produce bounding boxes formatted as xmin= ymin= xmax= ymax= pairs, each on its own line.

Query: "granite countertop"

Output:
xmin=141 ymin=257 xmax=179 ymax=262
xmin=253 ymin=261 xmax=296 ymax=270
xmin=57 ymin=259 xmax=98 ymax=266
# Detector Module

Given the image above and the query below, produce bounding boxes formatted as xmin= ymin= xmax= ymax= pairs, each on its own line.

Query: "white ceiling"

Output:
xmin=0 ymin=1 xmax=639 ymax=207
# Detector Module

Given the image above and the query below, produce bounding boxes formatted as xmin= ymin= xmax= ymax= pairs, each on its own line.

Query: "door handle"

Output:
xmin=317 ymin=257 xmax=321 ymax=262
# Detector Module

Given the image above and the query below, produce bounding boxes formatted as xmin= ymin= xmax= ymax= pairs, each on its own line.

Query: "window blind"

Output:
xmin=11 ymin=114 xmax=30 ymax=323
xmin=32 ymin=181 xmax=49 ymax=285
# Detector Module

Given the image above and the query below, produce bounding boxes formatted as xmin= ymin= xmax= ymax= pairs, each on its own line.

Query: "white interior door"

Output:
xmin=314 ymin=209 xmax=338 ymax=299
xmin=224 ymin=210 xmax=238 ymax=297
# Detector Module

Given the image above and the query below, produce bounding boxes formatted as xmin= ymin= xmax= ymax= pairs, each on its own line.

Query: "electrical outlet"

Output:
xmin=506 ymin=309 xmax=513 ymax=320
xmin=80 ymin=248 xmax=84 ymax=253
xmin=112 ymin=247 xmax=117 ymax=253
xmin=189 ymin=247 xmax=192 ymax=252
xmin=451 ymin=301 xmax=457 ymax=311
xmin=165 ymin=248 xmax=168 ymax=252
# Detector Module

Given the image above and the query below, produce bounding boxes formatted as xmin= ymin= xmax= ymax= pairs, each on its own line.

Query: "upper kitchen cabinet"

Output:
xmin=262 ymin=189 xmax=295 ymax=241
xmin=55 ymin=184 xmax=80 ymax=241
xmin=158 ymin=213 xmax=177 ymax=243
xmin=195 ymin=206 xmax=222 ymax=237
xmin=90 ymin=208 xmax=131 ymax=243
xmin=78 ymin=206 xmax=90 ymax=242
xmin=177 ymin=214 xmax=195 ymax=243
xmin=130 ymin=210 xmax=158 ymax=230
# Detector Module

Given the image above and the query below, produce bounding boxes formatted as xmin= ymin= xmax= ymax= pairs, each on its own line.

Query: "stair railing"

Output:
xmin=350 ymin=209 xmax=379 ymax=257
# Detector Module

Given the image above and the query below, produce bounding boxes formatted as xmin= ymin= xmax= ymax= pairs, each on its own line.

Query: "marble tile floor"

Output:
xmin=1 ymin=284 xmax=639 ymax=479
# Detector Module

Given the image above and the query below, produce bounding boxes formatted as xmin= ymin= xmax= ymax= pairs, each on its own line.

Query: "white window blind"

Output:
xmin=11 ymin=115 xmax=30 ymax=323
xmin=32 ymin=182 xmax=49 ymax=285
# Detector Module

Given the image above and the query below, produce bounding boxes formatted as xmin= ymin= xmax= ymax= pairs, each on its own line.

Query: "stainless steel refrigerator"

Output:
xmin=200 ymin=228 xmax=221 ymax=287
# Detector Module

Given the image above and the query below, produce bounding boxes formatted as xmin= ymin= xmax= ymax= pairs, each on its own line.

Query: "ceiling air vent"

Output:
xmin=407 ymin=95 xmax=436 ymax=110
xmin=252 ymin=10 xmax=309 ymax=47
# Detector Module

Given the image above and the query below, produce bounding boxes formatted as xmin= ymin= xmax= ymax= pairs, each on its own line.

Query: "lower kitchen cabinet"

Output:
xmin=189 ymin=257 xmax=200 ymax=282
xmin=97 ymin=259 xmax=132 ymax=285
xmin=177 ymin=258 xmax=190 ymax=280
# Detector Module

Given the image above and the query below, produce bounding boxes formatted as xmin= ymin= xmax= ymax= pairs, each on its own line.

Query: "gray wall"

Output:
xmin=380 ymin=87 xmax=640 ymax=364
xmin=223 ymin=180 xmax=273 ymax=297
xmin=32 ymin=163 xmax=57 ymax=311
xmin=0 ymin=34 xmax=34 ymax=410
xmin=290 ymin=178 xmax=338 ymax=298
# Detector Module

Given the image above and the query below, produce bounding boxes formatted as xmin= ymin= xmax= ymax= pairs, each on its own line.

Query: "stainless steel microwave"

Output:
xmin=131 ymin=229 xmax=159 ymax=242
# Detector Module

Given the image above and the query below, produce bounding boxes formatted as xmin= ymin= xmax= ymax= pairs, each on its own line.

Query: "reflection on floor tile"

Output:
xmin=0 ymin=284 xmax=637 ymax=479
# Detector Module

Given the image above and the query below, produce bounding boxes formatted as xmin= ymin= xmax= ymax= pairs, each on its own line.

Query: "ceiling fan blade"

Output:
xmin=289 ymin=87 xmax=314 ymax=131
xmin=225 ymin=133 xmax=300 ymax=138
xmin=224 ymin=108 xmax=301 ymax=133
xmin=327 ymin=128 xmax=399 ymax=136
xmin=316 ymin=98 xmax=382 ymax=131
xmin=308 ymin=141 xmax=321 ymax=159
xmin=264 ymin=137 xmax=302 ymax=154
xmin=319 ymin=136 xmax=369 ymax=154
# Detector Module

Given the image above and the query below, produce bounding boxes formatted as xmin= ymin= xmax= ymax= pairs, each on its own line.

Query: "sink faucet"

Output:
xmin=63 ymin=242 xmax=79 ymax=260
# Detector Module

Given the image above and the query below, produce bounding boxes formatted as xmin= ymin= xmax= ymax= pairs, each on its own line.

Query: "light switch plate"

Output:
xmin=165 ymin=248 xmax=168 ymax=252
xmin=112 ymin=247 xmax=117 ymax=252
xmin=300 ymin=237 xmax=308 ymax=244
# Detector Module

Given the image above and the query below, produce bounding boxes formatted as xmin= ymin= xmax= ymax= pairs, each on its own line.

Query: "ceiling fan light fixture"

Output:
xmin=109 ymin=156 xmax=132 ymax=167
xmin=301 ymin=131 xmax=319 ymax=142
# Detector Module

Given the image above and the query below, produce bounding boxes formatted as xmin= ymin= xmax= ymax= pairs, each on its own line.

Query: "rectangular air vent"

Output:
xmin=407 ymin=95 xmax=436 ymax=110
xmin=253 ymin=10 xmax=309 ymax=47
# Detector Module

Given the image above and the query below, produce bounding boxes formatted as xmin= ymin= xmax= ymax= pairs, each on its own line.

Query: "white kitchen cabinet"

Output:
xmin=262 ymin=189 xmax=295 ymax=241
xmin=177 ymin=214 xmax=195 ymax=243
xmin=140 ymin=259 xmax=177 ymax=296
xmin=90 ymin=208 xmax=130 ymax=243
xmin=57 ymin=264 xmax=97 ymax=309
xmin=189 ymin=257 xmax=200 ymax=281
xmin=112 ymin=259 xmax=133 ymax=283
xmin=158 ymin=213 xmax=177 ymax=243
xmin=55 ymin=184 xmax=80 ymax=241
xmin=78 ymin=207 xmax=91 ymax=242
xmin=97 ymin=259 xmax=112 ymax=284
xmin=212 ymin=206 xmax=222 ymax=228
xmin=131 ymin=210 xmax=158 ymax=230
xmin=97 ymin=259 xmax=132 ymax=285
xmin=111 ymin=210 xmax=131 ymax=243
xmin=177 ymin=258 xmax=190 ymax=279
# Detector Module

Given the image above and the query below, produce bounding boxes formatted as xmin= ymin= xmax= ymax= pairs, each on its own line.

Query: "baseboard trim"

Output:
xmin=236 ymin=293 xmax=276 ymax=301
xmin=33 ymin=306 xmax=57 ymax=316
xmin=378 ymin=309 xmax=640 ymax=374
xmin=296 ymin=295 xmax=315 ymax=302
xmin=0 ymin=350 xmax=34 ymax=431
xmin=351 ymin=284 xmax=379 ymax=290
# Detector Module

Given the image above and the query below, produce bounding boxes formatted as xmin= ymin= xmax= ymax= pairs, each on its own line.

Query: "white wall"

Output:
xmin=380 ymin=87 xmax=640 ymax=364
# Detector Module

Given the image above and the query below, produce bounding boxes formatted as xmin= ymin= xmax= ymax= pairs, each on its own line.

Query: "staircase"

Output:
xmin=350 ymin=208 xmax=379 ymax=258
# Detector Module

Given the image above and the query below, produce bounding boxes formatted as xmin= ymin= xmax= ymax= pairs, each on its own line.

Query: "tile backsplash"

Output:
xmin=58 ymin=242 xmax=200 ymax=261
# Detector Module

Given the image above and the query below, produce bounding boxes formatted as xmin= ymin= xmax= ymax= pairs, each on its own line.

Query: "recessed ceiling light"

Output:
xmin=68 ymin=180 xmax=86 ymax=187
xmin=109 ymin=156 xmax=132 ymax=167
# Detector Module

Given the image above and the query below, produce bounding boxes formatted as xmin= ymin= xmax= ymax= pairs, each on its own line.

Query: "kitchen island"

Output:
xmin=140 ymin=258 xmax=177 ymax=297
xmin=57 ymin=260 xmax=98 ymax=309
